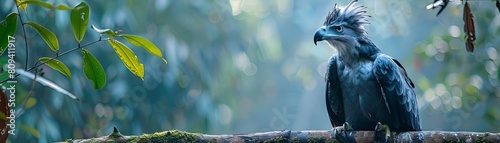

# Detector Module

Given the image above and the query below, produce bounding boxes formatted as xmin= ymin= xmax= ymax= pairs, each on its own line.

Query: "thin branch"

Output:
xmin=0 ymin=38 xmax=104 ymax=84
xmin=14 ymin=0 xmax=29 ymax=71
xmin=28 ymin=37 xmax=104 ymax=71
xmin=17 ymin=69 xmax=38 ymax=117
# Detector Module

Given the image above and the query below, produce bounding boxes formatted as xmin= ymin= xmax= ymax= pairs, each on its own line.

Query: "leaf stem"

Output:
xmin=15 ymin=0 xmax=29 ymax=71
xmin=17 ymin=69 xmax=37 ymax=117
xmin=0 ymin=38 xmax=104 ymax=84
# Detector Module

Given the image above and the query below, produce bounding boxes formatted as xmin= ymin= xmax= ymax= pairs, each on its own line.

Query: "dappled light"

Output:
xmin=0 ymin=0 xmax=499 ymax=142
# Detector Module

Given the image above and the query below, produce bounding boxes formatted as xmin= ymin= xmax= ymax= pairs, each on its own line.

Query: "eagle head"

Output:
xmin=313 ymin=0 xmax=370 ymax=48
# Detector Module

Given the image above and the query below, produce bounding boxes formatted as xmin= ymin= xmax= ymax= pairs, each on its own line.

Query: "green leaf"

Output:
xmin=90 ymin=25 xmax=116 ymax=37
xmin=70 ymin=2 xmax=89 ymax=42
xmin=107 ymin=39 xmax=145 ymax=80
xmin=24 ymin=97 xmax=37 ymax=109
xmin=20 ymin=125 xmax=40 ymax=138
xmin=38 ymin=57 xmax=72 ymax=79
xmin=16 ymin=69 xmax=79 ymax=101
xmin=0 ymin=13 xmax=18 ymax=56
xmin=16 ymin=0 xmax=28 ymax=10
xmin=55 ymin=4 xmax=72 ymax=10
xmin=0 ymin=57 xmax=10 ymax=80
xmin=26 ymin=22 xmax=59 ymax=51
xmin=18 ymin=0 xmax=53 ymax=9
xmin=119 ymin=34 xmax=167 ymax=64
xmin=82 ymin=49 xmax=106 ymax=90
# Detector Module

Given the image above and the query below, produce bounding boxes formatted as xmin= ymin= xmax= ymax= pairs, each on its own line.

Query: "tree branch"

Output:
xmin=66 ymin=128 xmax=500 ymax=143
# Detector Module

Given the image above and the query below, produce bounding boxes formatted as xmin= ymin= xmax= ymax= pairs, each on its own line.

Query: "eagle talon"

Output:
xmin=332 ymin=122 xmax=355 ymax=143
xmin=343 ymin=122 xmax=353 ymax=140
xmin=374 ymin=122 xmax=390 ymax=143
xmin=333 ymin=126 xmax=343 ymax=139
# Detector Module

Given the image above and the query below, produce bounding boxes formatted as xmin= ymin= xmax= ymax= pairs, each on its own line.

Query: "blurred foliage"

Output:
xmin=0 ymin=0 xmax=498 ymax=142
xmin=413 ymin=0 xmax=500 ymax=131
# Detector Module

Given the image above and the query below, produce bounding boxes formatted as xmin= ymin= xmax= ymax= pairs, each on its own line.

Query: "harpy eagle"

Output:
xmin=313 ymin=0 xmax=421 ymax=141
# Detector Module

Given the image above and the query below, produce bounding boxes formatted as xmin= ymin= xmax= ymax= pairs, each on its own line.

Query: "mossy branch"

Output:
xmin=65 ymin=127 xmax=499 ymax=143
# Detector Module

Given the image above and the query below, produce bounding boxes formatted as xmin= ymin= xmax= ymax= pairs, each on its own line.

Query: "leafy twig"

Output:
xmin=0 ymin=37 xmax=104 ymax=84
xmin=14 ymin=0 xmax=29 ymax=70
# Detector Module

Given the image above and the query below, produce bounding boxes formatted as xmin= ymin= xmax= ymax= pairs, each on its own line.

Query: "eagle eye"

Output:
xmin=334 ymin=26 xmax=343 ymax=32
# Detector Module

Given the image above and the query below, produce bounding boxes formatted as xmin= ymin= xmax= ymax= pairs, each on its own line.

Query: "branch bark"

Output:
xmin=66 ymin=127 xmax=499 ymax=143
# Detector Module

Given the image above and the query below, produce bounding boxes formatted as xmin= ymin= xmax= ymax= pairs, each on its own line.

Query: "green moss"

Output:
xmin=263 ymin=135 xmax=289 ymax=143
xmin=129 ymin=136 xmax=139 ymax=142
xmin=328 ymin=139 xmax=340 ymax=143
xmin=442 ymin=138 xmax=459 ymax=143
xmin=105 ymin=139 xmax=116 ymax=143
xmin=137 ymin=130 xmax=199 ymax=143
xmin=306 ymin=137 xmax=321 ymax=143
xmin=478 ymin=132 xmax=495 ymax=143
xmin=206 ymin=138 xmax=217 ymax=143
xmin=475 ymin=136 xmax=484 ymax=143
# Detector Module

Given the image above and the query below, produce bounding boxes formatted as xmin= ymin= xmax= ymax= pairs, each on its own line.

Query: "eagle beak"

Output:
xmin=314 ymin=26 xmax=327 ymax=46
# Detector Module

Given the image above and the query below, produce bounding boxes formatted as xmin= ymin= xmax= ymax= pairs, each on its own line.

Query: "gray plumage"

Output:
xmin=313 ymin=0 xmax=421 ymax=131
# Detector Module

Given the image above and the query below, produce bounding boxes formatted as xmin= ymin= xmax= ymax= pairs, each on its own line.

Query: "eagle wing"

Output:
xmin=373 ymin=54 xmax=421 ymax=131
xmin=325 ymin=55 xmax=345 ymax=128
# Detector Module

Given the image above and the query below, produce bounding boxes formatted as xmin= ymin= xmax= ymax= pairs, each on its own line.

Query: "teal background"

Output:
xmin=1 ymin=0 xmax=499 ymax=142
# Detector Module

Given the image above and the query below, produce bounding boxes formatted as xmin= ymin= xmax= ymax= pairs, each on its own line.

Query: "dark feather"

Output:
xmin=392 ymin=59 xmax=414 ymax=88
xmin=373 ymin=55 xmax=421 ymax=131
xmin=426 ymin=0 xmax=449 ymax=16
xmin=497 ymin=0 xmax=500 ymax=13
xmin=436 ymin=0 xmax=449 ymax=16
xmin=463 ymin=1 xmax=475 ymax=53
xmin=323 ymin=0 xmax=369 ymax=35
xmin=325 ymin=56 xmax=345 ymax=127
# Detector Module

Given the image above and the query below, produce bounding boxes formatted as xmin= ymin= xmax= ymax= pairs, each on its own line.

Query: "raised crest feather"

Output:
xmin=323 ymin=0 xmax=370 ymax=34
